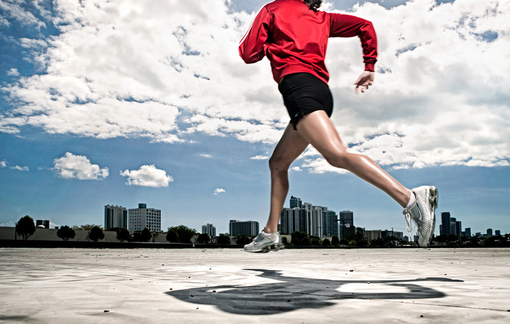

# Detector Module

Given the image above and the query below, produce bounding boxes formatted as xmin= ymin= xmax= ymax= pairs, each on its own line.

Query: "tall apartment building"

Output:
xmin=104 ymin=205 xmax=128 ymax=230
xmin=229 ymin=220 xmax=259 ymax=236
xmin=128 ymin=203 xmax=161 ymax=232
xmin=310 ymin=206 xmax=323 ymax=238
xmin=280 ymin=197 xmax=337 ymax=238
xmin=440 ymin=212 xmax=451 ymax=235
xmin=281 ymin=207 xmax=308 ymax=235
xmin=440 ymin=212 xmax=462 ymax=237
xmin=290 ymin=196 xmax=302 ymax=208
xmin=202 ymin=223 xmax=216 ymax=237
xmin=322 ymin=209 xmax=338 ymax=237
xmin=339 ymin=210 xmax=354 ymax=240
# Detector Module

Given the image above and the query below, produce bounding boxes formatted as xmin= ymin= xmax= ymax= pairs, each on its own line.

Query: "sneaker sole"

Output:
xmin=245 ymin=243 xmax=284 ymax=253
xmin=424 ymin=186 xmax=438 ymax=247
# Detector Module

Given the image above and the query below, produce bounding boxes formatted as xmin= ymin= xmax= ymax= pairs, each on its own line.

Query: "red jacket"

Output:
xmin=239 ymin=0 xmax=377 ymax=84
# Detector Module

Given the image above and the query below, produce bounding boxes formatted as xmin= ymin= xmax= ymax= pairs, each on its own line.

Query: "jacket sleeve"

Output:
xmin=329 ymin=14 xmax=378 ymax=72
xmin=239 ymin=7 xmax=272 ymax=64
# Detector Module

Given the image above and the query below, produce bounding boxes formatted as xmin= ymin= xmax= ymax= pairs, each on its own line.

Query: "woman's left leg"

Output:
xmin=264 ymin=123 xmax=310 ymax=233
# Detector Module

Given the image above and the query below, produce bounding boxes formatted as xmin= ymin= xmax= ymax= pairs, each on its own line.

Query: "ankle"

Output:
xmin=263 ymin=227 xmax=276 ymax=234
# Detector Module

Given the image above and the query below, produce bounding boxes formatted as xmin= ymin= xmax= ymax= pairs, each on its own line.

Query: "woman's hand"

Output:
xmin=354 ymin=71 xmax=374 ymax=94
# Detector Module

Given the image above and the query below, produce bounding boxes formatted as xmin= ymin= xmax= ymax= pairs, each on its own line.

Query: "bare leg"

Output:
xmin=296 ymin=110 xmax=412 ymax=207
xmin=264 ymin=123 xmax=309 ymax=233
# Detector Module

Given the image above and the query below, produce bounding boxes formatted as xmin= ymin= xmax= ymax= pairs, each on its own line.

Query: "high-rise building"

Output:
xmin=229 ymin=220 xmax=259 ymax=236
xmin=104 ymin=205 xmax=128 ymax=230
xmin=339 ymin=210 xmax=354 ymax=240
xmin=281 ymin=197 xmax=339 ymax=239
xmin=202 ymin=223 xmax=216 ymax=237
xmin=322 ymin=208 xmax=338 ymax=237
xmin=290 ymin=196 xmax=302 ymax=209
xmin=281 ymin=207 xmax=308 ymax=235
xmin=441 ymin=212 xmax=451 ymax=235
xmin=441 ymin=212 xmax=463 ymax=237
xmin=310 ymin=206 xmax=323 ymax=238
xmin=364 ymin=230 xmax=381 ymax=241
xmin=128 ymin=203 xmax=161 ymax=232
xmin=486 ymin=228 xmax=493 ymax=237
xmin=381 ymin=229 xmax=404 ymax=240
xmin=464 ymin=227 xmax=471 ymax=238
xmin=36 ymin=220 xmax=50 ymax=229
xmin=495 ymin=230 xmax=501 ymax=236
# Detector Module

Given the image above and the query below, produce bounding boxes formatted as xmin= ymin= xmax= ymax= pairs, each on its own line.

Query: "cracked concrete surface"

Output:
xmin=1 ymin=248 xmax=509 ymax=323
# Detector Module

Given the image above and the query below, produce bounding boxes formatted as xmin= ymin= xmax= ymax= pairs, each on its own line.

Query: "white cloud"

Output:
xmin=53 ymin=152 xmax=109 ymax=180
xmin=301 ymin=158 xmax=349 ymax=175
xmin=214 ymin=188 xmax=226 ymax=195
xmin=0 ymin=161 xmax=7 ymax=168
xmin=10 ymin=165 xmax=29 ymax=171
xmin=7 ymin=68 xmax=19 ymax=76
xmin=0 ymin=221 xmax=15 ymax=227
xmin=200 ymin=153 xmax=212 ymax=158
xmin=250 ymin=155 xmax=268 ymax=160
xmin=120 ymin=165 xmax=173 ymax=187
xmin=1 ymin=0 xmax=509 ymax=173
xmin=0 ymin=0 xmax=48 ymax=29
xmin=291 ymin=166 xmax=302 ymax=172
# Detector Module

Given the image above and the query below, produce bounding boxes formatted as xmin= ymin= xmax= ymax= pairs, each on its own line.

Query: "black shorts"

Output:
xmin=278 ymin=73 xmax=333 ymax=130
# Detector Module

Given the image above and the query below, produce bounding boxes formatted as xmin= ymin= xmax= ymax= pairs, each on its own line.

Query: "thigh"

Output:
xmin=295 ymin=110 xmax=348 ymax=159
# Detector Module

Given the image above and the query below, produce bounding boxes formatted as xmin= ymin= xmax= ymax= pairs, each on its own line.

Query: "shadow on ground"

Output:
xmin=166 ymin=269 xmax=463 ymax=315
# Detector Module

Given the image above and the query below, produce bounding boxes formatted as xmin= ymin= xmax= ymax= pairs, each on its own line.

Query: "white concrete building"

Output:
xmin=104 ymin=205 xmax=128 ymax=230
xmin=202 ymin=223 xmax=216 ymax=237
xmin=128 ymin=203 xmax=161 ymax=232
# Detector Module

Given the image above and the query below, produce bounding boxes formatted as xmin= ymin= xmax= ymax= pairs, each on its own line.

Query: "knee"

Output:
xmin=269 ymin=156 xmax=289 ymax=175
xmin=323 ymin=151 xmax=349 ymax=169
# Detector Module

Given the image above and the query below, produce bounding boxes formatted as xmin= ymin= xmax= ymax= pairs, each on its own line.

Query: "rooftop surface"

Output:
xmin=1 ymin=247 xmax=509 ymax=323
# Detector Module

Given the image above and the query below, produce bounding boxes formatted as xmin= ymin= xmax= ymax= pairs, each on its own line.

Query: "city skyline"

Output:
xmin=1 ymin=0 xmax=509 ymax=235
xmin=8 ymin=196 xmax=504 ymax=240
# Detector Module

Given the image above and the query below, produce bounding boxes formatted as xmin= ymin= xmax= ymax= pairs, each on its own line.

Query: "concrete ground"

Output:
xmin=1 ymin=248 xmax=509 ymax=324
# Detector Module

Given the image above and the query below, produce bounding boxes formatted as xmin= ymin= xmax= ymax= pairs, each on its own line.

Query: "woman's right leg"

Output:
xmin=296 ymin=110 xmax=413 ymax=208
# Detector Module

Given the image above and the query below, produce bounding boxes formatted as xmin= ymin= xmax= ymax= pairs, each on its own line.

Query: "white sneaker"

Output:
xmin=244 ymin=231 xmax=284 ymax=253
xmin=403 ymin=186 xmax=438 ymax=247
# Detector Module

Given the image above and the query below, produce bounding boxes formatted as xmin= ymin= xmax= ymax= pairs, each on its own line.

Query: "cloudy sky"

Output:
xmin=1 ymin=0 xmax=508 ymax=236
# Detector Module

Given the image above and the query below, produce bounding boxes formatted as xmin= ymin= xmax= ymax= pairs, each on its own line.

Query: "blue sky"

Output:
xmin=1 ymin=0 xmax=508 ymax=236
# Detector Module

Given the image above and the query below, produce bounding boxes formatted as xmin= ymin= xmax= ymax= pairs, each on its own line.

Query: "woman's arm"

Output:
xmin=239 ymin=8 xmax=273 ymax=64
xmin=329 ymin=14 xmax=378 ymax=72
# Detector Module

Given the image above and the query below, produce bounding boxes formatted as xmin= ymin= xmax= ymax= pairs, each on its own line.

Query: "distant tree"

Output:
xmin=322 ymin=238 xmax=331 ymax=246
xmin=167 ymin=225 xmax=197 ymax=243
xmin=140 ymin=227 xmax=152 ymax=242
xmin=116 ymin=228 xmax=131 ymax=242
xmin=433 ymin=234 xmax=447 ymax=245
xmin=166 ymin=230 xmax=178 ymax=243
xmin=197 ymin=233 xmax=210 ymax=244
xmin=217 ymin=234 xmax=231 ymax=245
xmin=88 ymin=226 xmax=105 ymax=242
xmin=301 ymin=237 xmax=311 ymax=246
xmin=151 ymin=231 xmax=160 ymax=242
xmin=16 ymin=215 xmax=36 ymax=240
xmin=73 ymin=224 xmax=99 ymax=231
xmin=331 ymin=236 xmax=340 ymax=246
xmin=57 ymin=225 xmax=76 ymax=241
xmin=281 ymin=236 xmax=288 ymax=245
xmin=445 ymin=234 xmax=459 ymax=246
xmin=291 ymin=232 xmax=310 ymax=245
xmin=235 ymin=235 xmax=251 ymax=246
xmin=311 ymin=237 xmax=321 ymax=245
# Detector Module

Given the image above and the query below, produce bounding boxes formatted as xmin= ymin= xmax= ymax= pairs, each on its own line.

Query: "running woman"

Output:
xmin=239 ymin=0 xmax=437 ymax=252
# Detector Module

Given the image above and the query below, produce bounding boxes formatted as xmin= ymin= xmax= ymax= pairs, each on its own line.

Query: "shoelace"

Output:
xmin=404 ymin=211 xmax=414 ymax=235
